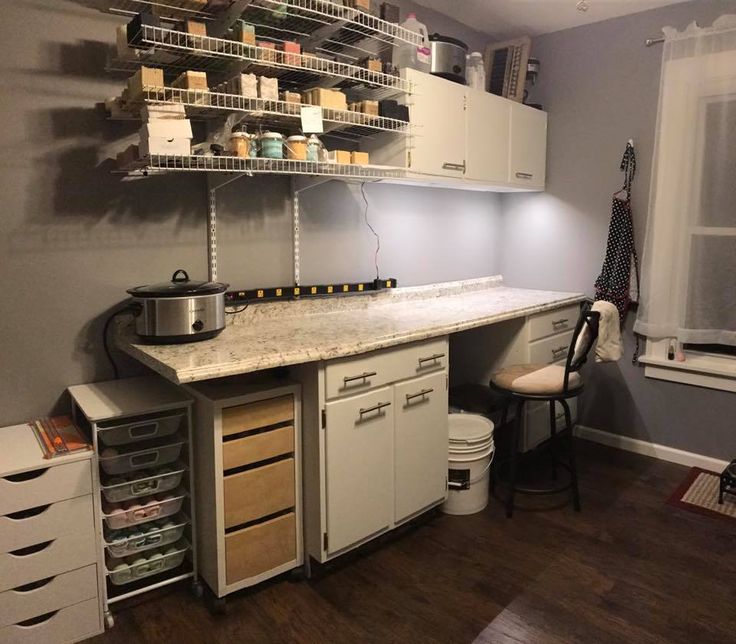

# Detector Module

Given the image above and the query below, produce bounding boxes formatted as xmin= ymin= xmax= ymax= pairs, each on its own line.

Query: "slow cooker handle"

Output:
xmin=171 ymin=269 xmax=189 ymax=283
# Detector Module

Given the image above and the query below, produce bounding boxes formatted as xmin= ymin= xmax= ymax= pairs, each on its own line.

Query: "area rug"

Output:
xmin=667 ymin=467 xmax=736 ymax=522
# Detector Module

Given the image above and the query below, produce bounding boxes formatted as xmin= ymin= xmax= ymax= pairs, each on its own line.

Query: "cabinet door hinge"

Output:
xmin=321 ymin=409 xmax=326 ymax=429
xmin=323 ymin=532 xmax=328 ymax=552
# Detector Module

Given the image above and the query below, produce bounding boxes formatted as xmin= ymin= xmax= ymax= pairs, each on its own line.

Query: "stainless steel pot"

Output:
xmin=127 ymin=269 xmax=229 ymax=344
xmin=429 ymin=33 xmax=468 ymax=84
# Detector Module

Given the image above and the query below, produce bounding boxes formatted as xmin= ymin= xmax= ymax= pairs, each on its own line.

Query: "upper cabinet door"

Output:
xmin=465 ymin=89 xmax=511 ymax=184
xmin=406 ymin=69 xmax=467 ymax=177
xmin=509 ymin=102 xmax=548 ymax=189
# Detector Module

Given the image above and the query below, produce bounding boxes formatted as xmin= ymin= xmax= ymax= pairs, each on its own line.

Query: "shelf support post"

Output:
xmin=291 ymin=177 xmax=301 ymax=287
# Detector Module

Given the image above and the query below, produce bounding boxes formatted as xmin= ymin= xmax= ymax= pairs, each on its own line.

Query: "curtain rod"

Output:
xmin=645 ymin=36 xmax=665 ymax=46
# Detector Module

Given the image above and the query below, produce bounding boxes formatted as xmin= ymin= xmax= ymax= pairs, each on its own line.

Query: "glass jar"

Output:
xmin=259 ymin=131 xmax=284 ymax=159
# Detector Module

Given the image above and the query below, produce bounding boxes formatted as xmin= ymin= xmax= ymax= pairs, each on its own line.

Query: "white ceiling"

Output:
xmin=411 ymin=0 xmax=691 ymax=39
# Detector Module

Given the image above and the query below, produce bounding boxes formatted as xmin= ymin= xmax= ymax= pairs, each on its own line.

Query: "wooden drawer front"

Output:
xmin=0 ymin=528 xmax=96 ymax=593
xmin=225 ymin=513 xmax=296 ymax=584
xmin=223 ymin=425 xmax=294 ymax=471
xmin=325 ymin=337 xmax=449 ymax=400
xmin=0 ymin=496 xmax=94 ymax=554
xmin=222 ymin=395 xmax=294 ymax=437
xmin=528 ymin=330 xmax=574 ymax=366
xmin=0 ymin=564 xmax=97 ymax=628
xmin=224 ymin=459 xmax=295 ymax=529
xmin=0 ymin=597 xmax=100 ymax=644
xmin=0 ymin=460 xmax=92 ymax=517
xmin=528 ymin=305 xmax=580 ymax=342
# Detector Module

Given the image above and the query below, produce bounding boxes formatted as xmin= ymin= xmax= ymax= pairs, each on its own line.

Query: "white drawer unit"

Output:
xmin=297 ymin=336 xmax=450 ymax=567
xmin=183 ymin=378 xmax=303 ymax=608
xmin=0 ymin=423 xmax=102 ymax=643
xmin=68 ymin=375 xmax=199 ymax=630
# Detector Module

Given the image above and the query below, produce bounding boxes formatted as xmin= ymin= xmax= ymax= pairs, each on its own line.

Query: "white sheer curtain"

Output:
xmin=635 ymin=16 xmax=736 ymax=346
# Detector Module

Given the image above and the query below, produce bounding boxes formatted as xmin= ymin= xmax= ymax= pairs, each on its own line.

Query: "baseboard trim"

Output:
xmin=574 ymin=425 xmax=729 ymax=472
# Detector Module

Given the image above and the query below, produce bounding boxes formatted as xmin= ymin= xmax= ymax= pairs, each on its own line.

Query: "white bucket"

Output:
xmin=442 ymin=414 xmax=495 ymax=516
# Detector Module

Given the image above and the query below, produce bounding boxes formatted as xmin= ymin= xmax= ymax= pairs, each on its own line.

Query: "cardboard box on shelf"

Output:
xmin=139 ymin=119 xmax=193 ymax=156
xmin=258 ymin=76 xmax=279 ymax=100
xmin=305 ymin=88 xmax=347 ymax=111
xmin=185 ymin=20 xmax=207 ymax=37
xmin=328 ymin=150 xmax=352 ymax=164
xmin=360 ymin=100 xmax=379 ymax=116
xmin=282 ymin=91 xmax=301 ymax=104
xmin=128 ymin=66 xmax=165 ymax=98
xmin=361 ymin=57 xmax=382 ymax=73
xmin=172 ymin=70 xmax=209 ymax=91
xmin=258 ymin=41 xmax=277 ymax=63
xmin=235 ymin=21 xmax=256 ymax=46
xmin=141 ymin=103 xmax=187 ymax=120
xmin=351 ymin=151 xmax=370 ymax=165
xmin=283 ymin=41 xmax=301 ymax=66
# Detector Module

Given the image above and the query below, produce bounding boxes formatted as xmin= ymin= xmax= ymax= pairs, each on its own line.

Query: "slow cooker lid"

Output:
xmin=429 ymin=33 xmax=469 ymax=50
xmin=127 ymin=269 xmax=229 ymax=298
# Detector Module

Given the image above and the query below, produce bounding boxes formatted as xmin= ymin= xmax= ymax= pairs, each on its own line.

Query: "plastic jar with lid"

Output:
xmin=285 ymin=135 xmax=308 ymax=161
xmin=259 ymin=131 xmax=284 ymax=159
xmin=229 ymin=132 xmax=250 ymax=158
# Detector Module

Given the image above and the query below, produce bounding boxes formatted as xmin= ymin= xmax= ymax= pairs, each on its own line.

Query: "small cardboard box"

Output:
xmin=351 ymin=151 xmax=370 ymax=165
xmin=139 ymin=119 xmax=193 ymax=156
xmin=235 ymin=22 xmax=256 ymax=46
xmin=185 ymin=20 xmax=207 ymax=37
xmin=236 ymin=73 xmax=258 ymax=98
xmin=310 ymin=88 xmax=347 ymax=111
xmin=128 ymin=66 xmax=165 ymax=98
xmin=172 ymin=70 xmax=209 ymax=91
xmin=363 ymin=58 xmax=382 ymax=72
xmin=282 ymin=91 xmax=301 ymax=104
xmin=360 ymin=100 xmax=379 ymax=116
xmin=283 ymin=40 xmax=301 ymax=66
xmin=330 ymin=150 xmax=351 ymax=164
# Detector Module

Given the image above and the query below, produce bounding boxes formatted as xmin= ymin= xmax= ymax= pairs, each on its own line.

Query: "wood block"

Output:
xmin=225 ymin=513 xmax=295 ymax=583
xmin=222 ymin=394 xmax=294 ymax=436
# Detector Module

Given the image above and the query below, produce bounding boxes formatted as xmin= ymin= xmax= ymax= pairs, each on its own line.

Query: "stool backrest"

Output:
xmin=563 ymin=302 xmax=601 ymax=392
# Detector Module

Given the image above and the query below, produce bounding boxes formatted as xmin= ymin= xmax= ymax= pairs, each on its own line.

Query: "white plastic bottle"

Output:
xmin=466 ymin=52 xmax=486 ymax=90
xmin=392 ymin=13 xmax=431 ymax=73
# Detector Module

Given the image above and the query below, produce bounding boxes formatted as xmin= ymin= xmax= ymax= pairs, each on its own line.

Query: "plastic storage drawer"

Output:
xmin=100 ymin=463 xmax=185 ymax=503
xmin=102 ymin=489 xmax=185 ymax=530
xmin=98 ymin=413 xmax=184 ymax=447
xmin=104 ymin=514 xmax=188 ymax=558
xmin=99 ymin=439 xmax=184 ymax=475
xmin=106 ymin=540 xmax=188 ymax=586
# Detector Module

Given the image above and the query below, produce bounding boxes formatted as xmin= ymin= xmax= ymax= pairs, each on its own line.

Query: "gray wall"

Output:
xmin=0 ymin=1 xmax=502 ymax=426
xmin=501 ymin=0 xmax=736 ymax=459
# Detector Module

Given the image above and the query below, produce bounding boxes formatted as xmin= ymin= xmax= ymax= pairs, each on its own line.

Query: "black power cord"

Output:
xmin=102 ymin=303 xmax=139 ymax=379
xmin=360 ymin=182 xmax=381 ymax=281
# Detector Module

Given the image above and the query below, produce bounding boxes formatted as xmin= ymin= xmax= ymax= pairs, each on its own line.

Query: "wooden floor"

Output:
xmin=91 ymin=441 xmax=736 ymax=644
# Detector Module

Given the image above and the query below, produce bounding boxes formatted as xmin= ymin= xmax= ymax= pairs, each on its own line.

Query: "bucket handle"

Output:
xmin=448 ymin=449 xmax=495 ymax=488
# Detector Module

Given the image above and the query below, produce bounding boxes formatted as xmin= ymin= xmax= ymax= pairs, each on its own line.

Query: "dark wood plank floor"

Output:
xmin=90 ymin=441 xmax=736 ymax=644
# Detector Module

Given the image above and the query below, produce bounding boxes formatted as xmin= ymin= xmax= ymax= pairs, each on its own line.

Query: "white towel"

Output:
xmin=574 ymin=300 xmax=622 ymax=363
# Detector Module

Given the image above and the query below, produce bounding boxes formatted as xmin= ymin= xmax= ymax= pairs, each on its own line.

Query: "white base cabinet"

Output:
xmin=296 ymin=337 xmax=449 ymax=564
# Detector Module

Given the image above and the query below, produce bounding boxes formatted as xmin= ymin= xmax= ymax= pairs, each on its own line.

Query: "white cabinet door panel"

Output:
xmin=465 ymin=89 xmax=511 ymax=183
xmin=393 ymin=372 xmax=448 ymax=522
xmin=509 ymin=102 xmax=547 ymax=188
xmin=325 ymin=387 xmax=394 ymax=554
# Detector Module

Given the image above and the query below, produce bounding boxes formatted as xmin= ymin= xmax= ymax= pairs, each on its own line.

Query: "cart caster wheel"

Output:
xmin=191 ymin=581 xmax=204 ymax=599
xmin=104 ymin=611 xmax=115 ymax=629
xmin=204 ymin=587 xmax=227 ymax=615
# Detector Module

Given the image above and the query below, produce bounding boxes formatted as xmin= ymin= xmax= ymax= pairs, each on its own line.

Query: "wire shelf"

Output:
xmin=102 ymin=0 xmax=214 ymax=19
xmin=112 ymin=25 xmax=411 ymax=99
xmin=119 ymin=153 xmax=408 ymax=179
xmin=113 ymin=87 xmax=410 ymax=137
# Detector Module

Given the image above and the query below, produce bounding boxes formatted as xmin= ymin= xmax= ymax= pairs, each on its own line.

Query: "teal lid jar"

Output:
xmin=259 ymin=131 xmax=284 ymax=159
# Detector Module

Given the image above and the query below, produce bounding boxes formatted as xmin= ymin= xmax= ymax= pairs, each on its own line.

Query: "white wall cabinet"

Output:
xmin=509 ymin=102 xmax=548 ymax=189
xmin=297 ymin=337 xmax=449 ymax=566
xmin=465 ymin=89 xmax=511 ymax=184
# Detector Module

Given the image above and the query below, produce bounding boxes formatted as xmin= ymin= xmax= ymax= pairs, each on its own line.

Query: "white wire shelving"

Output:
xmin=119 ymin=154 xmax=408 ymax=179
xmin=109 ymin=25 xmax=411 ymax=100
xmin=111 ymin=86 xmax=409 ymax=138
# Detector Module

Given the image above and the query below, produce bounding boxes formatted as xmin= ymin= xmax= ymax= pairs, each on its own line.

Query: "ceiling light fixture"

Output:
xmin=576 ymin=0 xmax=589 ymax=11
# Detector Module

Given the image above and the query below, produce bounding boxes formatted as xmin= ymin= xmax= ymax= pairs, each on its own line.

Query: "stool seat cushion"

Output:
xmin=491 ymin=363 xmax=582 ymax=395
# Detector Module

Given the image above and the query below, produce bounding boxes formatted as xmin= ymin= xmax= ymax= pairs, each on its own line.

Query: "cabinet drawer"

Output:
xmin=528 ymin=305 xmax=580 ymax=342
xmin=222 ymin=425 xmax=294 ymax=471
xmin=222 ymin=395 xmax=293 ymax=437
xmin=0 ymin=460 xmax=92 ymax=517
xmin=0 ymin=496 xmax=94 ymax=554
xmin=0 ymin=564 xmax=97 ymax=628
xmin=0 ymin=528 xmax=96 ymax=593
xmin=325 ymin=337 xmax=448 ymax=400
xmin=223 ymin=459 xmax=295 ymax=529
xmin=528 ymin=331 xmax=574 ymax=365
xmin=225 ymin=512 xmax=296 ymax=584
xmin=0 ymin=597 xmax=100 ymax=644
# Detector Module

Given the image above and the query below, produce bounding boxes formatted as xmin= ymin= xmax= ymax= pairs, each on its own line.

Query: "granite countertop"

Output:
xmin=118 ymin=276 xmax=584 ymax=384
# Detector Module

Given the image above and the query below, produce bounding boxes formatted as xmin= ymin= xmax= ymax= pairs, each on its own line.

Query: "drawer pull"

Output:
xmin=552 ymin=318 xmax=569 ymax=326
xmin=128 ymin=422 xmax=159 ymax=439
xmin=131 ymin=479 xmax=160 ymax=496
xmin=516 ymin=172 xmax=533 ymax=179
xmin=343 ymin=371 xmax=377 ymax=384
xmin=551 ymin=346 xmax=568 ymax=359
xmin=358 ymin=402 xmax=391 ymax=418
xmin=9 ymin=540 xmax=54 ymax=557
xmin=13 ymin=577 xmax=55 ymax=593
xmin=406 ymin=388 xmax=434 ymax=403
xmin=16 ymin=610 xmax=59 ymax=627
xmin=5 ymin=504 xmax=51 ymax=520
xmin=443 ymin=162 xmax=466 ymax=172
xmin=418 ymin=353 xmax=445 ymax=365
xmin=130 ymin=451 xmax=160 ymax=468
xmin=3 ymin=468 xmax=50 ymax=483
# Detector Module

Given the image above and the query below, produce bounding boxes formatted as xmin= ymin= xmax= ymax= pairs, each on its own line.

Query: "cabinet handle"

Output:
xmin=418 ymin=352 xmax=445 ymax=365
xmin=551 ymin=318 xmax=569 ymax=327
xmin=343 ymin=371 xmax=377 ymax=384
xmin=551 ymin=346 xmax=568 ymax=359
xmin=516 ymin=172 xmax=533 ymax=179
xmin=9 ymin=540 xmax=54 ymax=558
xmin=358 ymin=401 xmax=391 ymax=418
xmin=13 ymin=577 xmax=55 ymax=593
xmin=406 ymin=388 xmax=434 ymax=403
xmin=442 ymin=162 xmax=465 ymax=172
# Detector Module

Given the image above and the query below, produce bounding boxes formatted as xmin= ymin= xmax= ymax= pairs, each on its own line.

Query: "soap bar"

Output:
xmin=128 ymin=66 xmax=165 ymax=98
xmin=351 ymin=151 xmax=370 ymax=165
xmin=171 ymin=70 xmax=209 ymax=91
xmin=330 ymin=150 xmax=351 ymax=164
xmin=185 ymin=19 xmax=207 ymax=37
xmin=258 ymin=41 xmax=277 ymax=63
xmin=283 ymin=41 xmax=301 ymax=66
xmin=360 ymin=100 xmax=379 ymax=116
xmin=258 ymin=76 xmax=279 ymax=100
xmin=235 ymin=22 xmax=256 ymax=46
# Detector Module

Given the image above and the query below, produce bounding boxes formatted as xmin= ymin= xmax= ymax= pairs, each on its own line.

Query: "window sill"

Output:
xmin=640 ymin=347 xmax=736 ymax=393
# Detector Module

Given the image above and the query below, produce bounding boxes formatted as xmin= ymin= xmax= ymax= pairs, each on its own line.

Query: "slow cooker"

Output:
xmin=429 ymin=33 xmax=468 ymax=84
xmin=127 ymin=269 xmax=229 ymax=344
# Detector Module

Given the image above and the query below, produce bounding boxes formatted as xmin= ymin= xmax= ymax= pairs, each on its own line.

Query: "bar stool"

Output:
xmin=490 ymin=303 xmax=600 ymax=518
